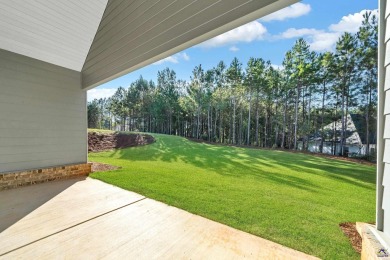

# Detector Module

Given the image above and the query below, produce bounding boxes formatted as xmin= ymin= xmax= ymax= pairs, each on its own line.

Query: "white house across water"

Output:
xmin=298 ymin=114 xmax=376 ymax=157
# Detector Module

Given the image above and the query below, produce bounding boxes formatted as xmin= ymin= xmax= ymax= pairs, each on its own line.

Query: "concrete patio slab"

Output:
xmin=0 ymin=178 xmax=318 ymax=259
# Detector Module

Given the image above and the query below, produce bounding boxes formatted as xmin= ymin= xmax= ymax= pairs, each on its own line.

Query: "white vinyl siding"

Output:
xmin=0 ymin=49 xmax=87 ymax=173
xmin=379 ymin=0 xmax=390 ymax=236
xmin=82 ymin=0 xmax=298 ymax=89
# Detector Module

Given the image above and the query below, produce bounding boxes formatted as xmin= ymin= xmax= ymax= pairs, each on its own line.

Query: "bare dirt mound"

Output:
xmin=91 ymin=162 xmax=120 ymax=172
xmin=88 ymin=132 xmax=154 ymax=152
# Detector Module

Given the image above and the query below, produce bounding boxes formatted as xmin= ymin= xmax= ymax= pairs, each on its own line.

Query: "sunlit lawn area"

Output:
xmin=90 ymin=133 xmax=376 ymax=259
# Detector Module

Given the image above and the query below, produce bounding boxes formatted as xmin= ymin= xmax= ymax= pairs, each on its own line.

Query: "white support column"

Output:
xmin=377 ymin=0 xmax=386 ymax=232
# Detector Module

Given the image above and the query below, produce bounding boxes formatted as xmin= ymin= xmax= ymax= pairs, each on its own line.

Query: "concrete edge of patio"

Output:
xmin=0 ymin=177 xmax=319 ymax=259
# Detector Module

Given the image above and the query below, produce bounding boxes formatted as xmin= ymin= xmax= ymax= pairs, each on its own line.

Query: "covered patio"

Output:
xmin=0 ymin=0 xmax=389 ymax=258
xmin=0 ymin=177 xmax=317 ymax=259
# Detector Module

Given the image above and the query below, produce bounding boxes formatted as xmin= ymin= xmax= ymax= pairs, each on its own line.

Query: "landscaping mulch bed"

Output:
xmin=91 ymin=162 xmax=120 ymax=172
xmin=187 ymin=138 xmax=375 ymax=166
xmin=339 ymin=222 xmax=362 ymax=253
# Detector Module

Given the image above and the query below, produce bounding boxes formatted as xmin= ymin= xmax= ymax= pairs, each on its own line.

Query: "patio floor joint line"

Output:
xmin=0 ymin=197 xmax=146 ymax=257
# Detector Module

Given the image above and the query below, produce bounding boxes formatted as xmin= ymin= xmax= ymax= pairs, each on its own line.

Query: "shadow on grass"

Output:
xmin=105 ymin=134 xmax=375 ymax=192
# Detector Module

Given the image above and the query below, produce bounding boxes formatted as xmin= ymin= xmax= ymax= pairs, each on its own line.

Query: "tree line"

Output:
xmin=88 ymin=12 xmax=377 ymax=157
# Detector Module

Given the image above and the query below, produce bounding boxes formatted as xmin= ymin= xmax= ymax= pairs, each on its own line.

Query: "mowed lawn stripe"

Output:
xmin=90 ymin=133 xmax=376 ymax=259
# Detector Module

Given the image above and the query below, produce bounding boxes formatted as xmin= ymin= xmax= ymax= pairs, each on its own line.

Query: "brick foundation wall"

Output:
xmin=0 ymin=163 xmax=91 ymax=191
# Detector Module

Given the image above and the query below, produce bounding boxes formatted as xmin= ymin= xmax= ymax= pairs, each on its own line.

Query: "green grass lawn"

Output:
xmin=90 ymin=133 xmax=376 ymax=259
xmin=87 ymin=128 xmax=115 ymax=133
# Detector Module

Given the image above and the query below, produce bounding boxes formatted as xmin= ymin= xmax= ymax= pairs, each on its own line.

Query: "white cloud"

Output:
xmin=229 ymin=46 xmax=240 ymax=52
xmin=277 ymin=9 xmax=378 ymax=52
xmin=181 ymin=52 xmax=190 ymax=61
xmin=309 ymin=32 xmax=341 ymax=52
xmin=154 ymin=56 xmax=179 ymax=65
xmin=261 ymin=3 xmax=311 ymax=22
xmin=153 ymin=52 xmax=190 ymax=65
xmin=279 ymin=28 xmax=321 ymax=39
xmin=278 ymin=28 xmax=340 ymax=52
xmin=198 ymin=21 xmax=267 ymax=48
xmin=88 ymin=88 xmax=117 ymax=102
xmin=329 ymin=9 xmax=378 ymax=33
xmin=271 ymin=64 xmax=284 ymax=70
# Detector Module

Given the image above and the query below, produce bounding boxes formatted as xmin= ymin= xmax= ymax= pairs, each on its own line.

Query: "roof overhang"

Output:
xmin=0 ymin=0 xmax=299 ymax=89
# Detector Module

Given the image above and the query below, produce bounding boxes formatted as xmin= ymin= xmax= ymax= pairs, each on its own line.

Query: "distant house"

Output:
xmin=298 ymin=114 xmax=376 ymax=157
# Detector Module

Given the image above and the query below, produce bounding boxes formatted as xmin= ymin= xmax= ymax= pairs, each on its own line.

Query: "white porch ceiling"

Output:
xmin=0 ymin=0 xmax=108 ymax=71
xmin=82 ymin=0 xmax=299 ymax=89
xmin=0 ymin=0 xmax=299 ymax=88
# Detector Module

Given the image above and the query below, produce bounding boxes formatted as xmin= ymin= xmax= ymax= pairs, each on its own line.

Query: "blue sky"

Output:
xmin=88 ymin=0 xmax=378 ymax=101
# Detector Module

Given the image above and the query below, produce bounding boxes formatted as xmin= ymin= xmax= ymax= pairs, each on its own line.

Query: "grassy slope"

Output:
xmin=90 ymin=134 xmax=376 ymax=259
xmin=87 ymin=128 xmax=115 ymax=133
